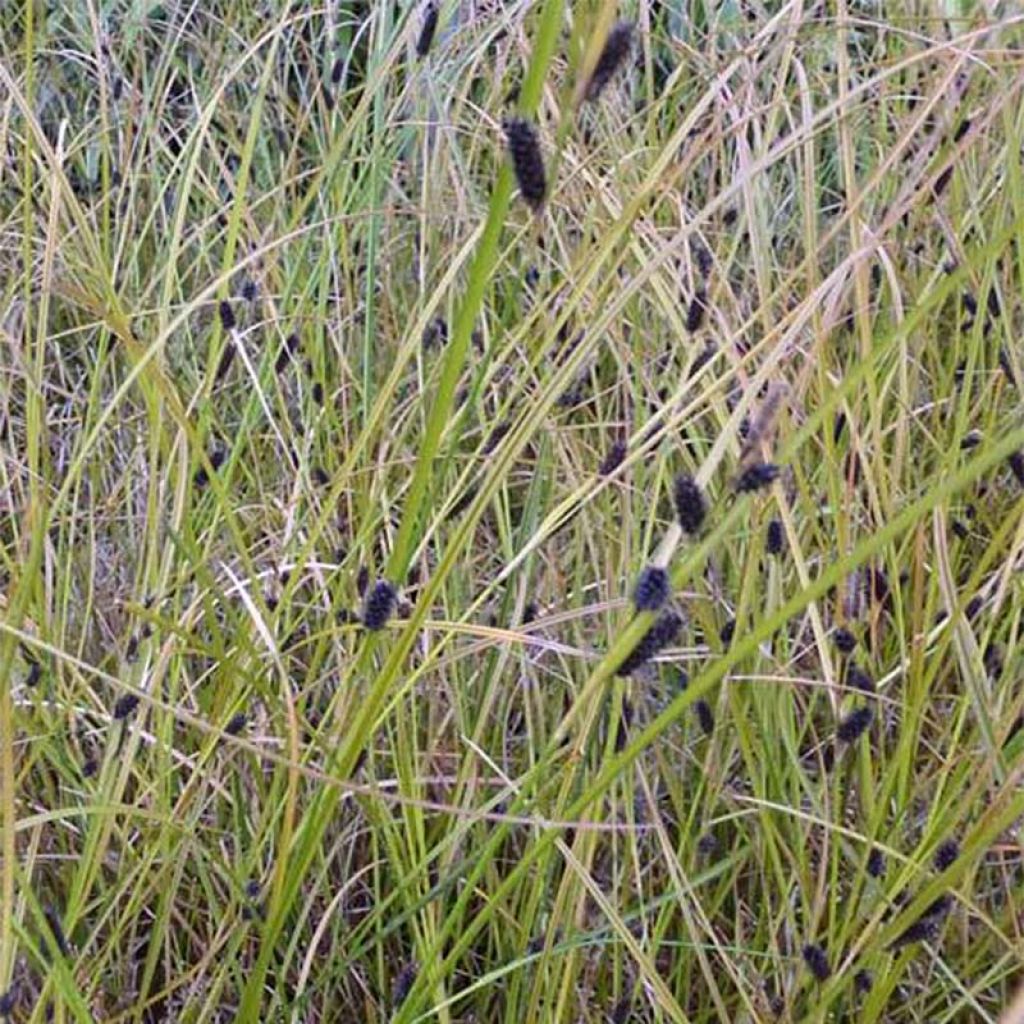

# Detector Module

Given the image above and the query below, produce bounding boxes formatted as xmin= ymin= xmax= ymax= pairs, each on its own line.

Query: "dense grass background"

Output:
xmin=3 ymin=1 xmax=1024 ymax=1020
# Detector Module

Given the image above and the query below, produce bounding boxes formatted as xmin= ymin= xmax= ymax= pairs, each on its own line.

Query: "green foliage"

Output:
xmin=1 ymin=2 xmax=1024 ymax=1021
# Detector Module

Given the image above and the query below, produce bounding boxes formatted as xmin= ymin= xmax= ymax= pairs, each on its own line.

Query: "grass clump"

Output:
xmin=2 ymin=3 xmax=1024 ymax=1021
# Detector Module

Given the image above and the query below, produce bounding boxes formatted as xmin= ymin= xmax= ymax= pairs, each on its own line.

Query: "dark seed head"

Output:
xmin=867 ymin=847 xmax=885 ymax=878
xmin=584 ymin=20 xmax=634 ymax=102
xmin=393 ymin=962 xmax=418 ymax=1007
xmin=833 ymin=628 xmax=857 ymax=655
xmin=802 ymin=943 xmax=830 ymax=981
xmin=0 ymin=987 xmax=14 ymax=1016
xmin=1008 ymin=451 xmax=1024 ymax=489
xmin=599 ymin=441 xmax=627 ymax=476
xmin=25 ymin=661 xmax=41 ymax=686
xmin=837 ymin=705 xmax=873 ymax=743
xmin=633 ymin=565 xmax=671 ymax=612
xmin=218 ymin=299 xmax=236 ymax=332
xmin=225 ymin=712 xmax=247 ymax=736
xmin=735 ymin=462 xmax=781 ymax=493
xmin=765 ymin=518 xmax=784 ymax=555
xmin=853 ymin=969 xmax=872 ymax=996
xmin=833 ymin=411 xmax=847 ymax=443
xmin=845 ymin=664 xmax=874 ymax=694
xmin=483 ymin=420 xmax=511 ymax=455
xmin=241 ymin=278 xmax=258 ymax=303
xmin=215 ymin=337 xmax=237 ymax=381
xmin=330 ymin=57 xmax=344 ymax=84
xmin=697 ymin=832 xmax=720 ymax=856
xmin=503 ymin=117 xmax=547 ymax=211
xmin=719 ymin=618 xmax=735 ymax=646
xmin=615 ymin=697 xmax=633 ymax=751
xmin=934 ymin=839 xmax=959 ymax=872
xmin=44 ymin=905 xmax=69 ymax=957
xmin=311 ymin=381 xmax=324 ymax=405
xmin=311 ymin=466 xmax=329 ymax=487
xmin=695 ymin=699 xmax=714 ymax=736
xmin=673 ymin=473 xmax=707 ymax=534
xmin=617 ymin=610 xmax=683 ymax=677
xmin=361 ymin=579 xmax=397 ymax=631
xmin=356 ymin=566 xmax=370 ymax=596
xmin=275 ymin=333 xmax=300 ymax=374
xmin=415 ymin=1 xmax=439 ymax=57
xmin=685 ymin=288 xmax=707 ymax=332
xmin=113 ymin=693 xmax=140 ymax=720
xmin=422 ymin=317 xmax=448 ymax=349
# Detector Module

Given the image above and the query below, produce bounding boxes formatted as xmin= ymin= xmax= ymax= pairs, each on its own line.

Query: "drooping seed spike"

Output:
xmin=633 ymin=565 xmax=671 ymax=612
xmin=416 ymin=2 xmax=439 ymax=58
xmin=735 ymin=462 xmax=781 ymax=493
xmin=673 ymin=473 xmax=706 ymax=534
xmin=362 ymin=579 xmax=397 ymax=631
xmin=837 ymin=705 xmax=873 ymax=743
xmin=503 ymin=117 xmax=547 ymax=211
xmin=584 ymin=20 xmax=635 ymax=102
xmin=218 ymin=299 xmax=236 ymax=332
xmin=617 ymin=610 xmax=682 ymax=677
xmin=802 ymin=943 xmax=830 ymax=982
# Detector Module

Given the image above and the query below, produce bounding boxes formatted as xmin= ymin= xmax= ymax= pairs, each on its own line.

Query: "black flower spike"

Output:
xmin=1009 ymin=450 xmax=1024 ymax=489
xmin=416 ymin=2 xmax=439 ymax=58
xmin=241 ymin=278 xmax=258 ymax=303
xmin=113 ymin=693 xmax=140 ymax=720
xmin=599 ymin=441 xmax=627 ymax=476
xmin=218 ymin=299 xmax=236 ymax=332
xmin=311 ymin=466 xmax=329 ymax=487
xmin=846 ymin=664 xmax=874 ymax=693
xmin=0 ymin=987 xmax=14 ymax=1017
xmin=765 ymin=518 xmax=784 ymax=555
xmin=695 ymin=699 xmax=714 ymax=737
xmin=833 ymin=628 xmax=857 ymax=655
xmin=25 ymin=660 xmax=41 ymax=686
xmin=999 ymin=346 xmax=1017 ymax=388
xmin=503 ymin=117 xmax=547 ymax=211
xmin=194 ymin=448 xmax=226 ymax=488
xmin=483 ymin=420 xmax=511 ymax=455
xmin=890 ymin=895 xmax=952 ymax=949
xmin=617 ymin=610 xmax=682 ymax=676
xmin=837 ymin=705 xmax=873 ymax=743
xmin=362 ymin=579 xmax=397 ymax=631
xmin=867 ymin=847 xmax=885 ymax=878
xmin=685 ymin=288 xmax=707 ymax=332
xmin=673 ymin=473 xmax=706 ymax=534
xmin=853 ymin=969 xmax=873 ymax=996
xmin=330 ymin=57 xmax=344 ymax=85
xmin=735 ymin=462 xmax=781 ymax=493
xmin=422 ymin=316 xmax=448 ymax=349
xmin=356 ymin=565 xmax=370 ymax=596
xmin=934 ymin=839 xmax=959 ymax=871
xmin=275 ymin=333 xmax=300 ymax=374
xmin=802 ymin=943 xmax=830 ymax=982
xmin=615 ymin=697 xmax=633 ymax=751
xmin=44 ymin=905 xmax=70 ymax=958
xmin=225 ymin=712 xmax=247 ymax=736
xmin=890 ymin=917 xmax=937 ymax=949
xmin=720 ymin=618 xmax=735 ymax=645
xmin=215 ymin=336 xmax=237 ymax=381
xmin=393 ymin=961 xmax=418 ymax=1007
xmin=584 ymin=20 xmax=634 ymax=102
xmin=633 ymin=565 xmax=670 ymax=612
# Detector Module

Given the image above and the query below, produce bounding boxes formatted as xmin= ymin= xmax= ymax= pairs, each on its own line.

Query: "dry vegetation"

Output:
xmin=3 ymin=2 xmax=1024 ymax=1021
